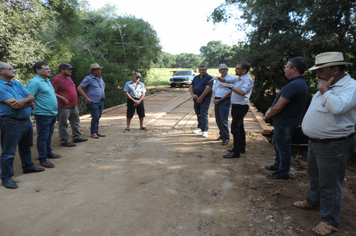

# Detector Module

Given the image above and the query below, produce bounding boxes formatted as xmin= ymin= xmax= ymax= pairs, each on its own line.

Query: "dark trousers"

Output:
xmin=0 ymin=117 xmax=35 ymax=181
xmin=87 ymin=100 xmax=104 ymax=134
xmin=231 ymin=104 xmax=249 ymax=152
xmin=306 ymin=137 xmax=354 ymax=227
xmin=34 ymin=115 xmax=56 ymax=162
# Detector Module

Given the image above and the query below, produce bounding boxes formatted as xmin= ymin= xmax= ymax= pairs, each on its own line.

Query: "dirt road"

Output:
xmin=1 ymin=89 xmax=355 ymax=236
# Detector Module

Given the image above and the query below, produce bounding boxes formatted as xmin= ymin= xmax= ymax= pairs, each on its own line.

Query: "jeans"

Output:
xmin=306 ymin=137 xmax=354 ymax=228
xmin=193 ymin=99 xmax=210 ymax=132
xmin=0 ymin=117 xmax=35 ymax=181
xmin=87 ymin=100 xmax=104 ymax=134
xmin=35 ymin=115 xmax=56 ymax=162
xmin=271 ymin=122 xmax=298 ymax=177
xmin=231 ymin=104 xmax=249 ymax=152
xmin=57 ymin=107 xmax=81 ymax=143
xmin=215 ymin=98 xmax=231 ymax=141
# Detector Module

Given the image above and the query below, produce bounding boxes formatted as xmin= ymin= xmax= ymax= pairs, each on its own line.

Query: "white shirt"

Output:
xmin=213 ymin=74 xmax=234 ymax=98
xmin=302 ymin=74 xmax=356 ymax=139
xmin=225 ymin=74 xmax=254 ymax=105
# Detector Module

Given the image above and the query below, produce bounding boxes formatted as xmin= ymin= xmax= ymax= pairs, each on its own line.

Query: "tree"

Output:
xmin=174 ymin=53 xmax=200 ymax=68
xmin=210 ymin=0 xmax=356 ymax=112
xmin=200 ymin=41 xmax=234 ymax=67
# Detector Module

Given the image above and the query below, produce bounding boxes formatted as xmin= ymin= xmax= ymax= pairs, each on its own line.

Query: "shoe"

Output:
xmin=223 ymin=152 xmax=240 ymax=158
xmin=48 ymin=153 xmax=61 ymax=159
xmin=192 ymin=128 xmax=202 ymax=134
xmin=202 ymin=131 xmax=208 ymax=138
xmin=97 ymin=133 xmax=106 ymax=137
xmin=91 ymin=134 xmax=99 ymax=139
xmin=215 ymin=137 xmax=222 ymax=141
xmin=228 ymin=148 xmax=245 ymax=153
xmin=72 ymin=138 xmax=88 ymax=143
xmin=265 ymin=165 xmax=279 ymax=172
xmin=40 ymin=159 xmax=55 ymax=168
xmin=2 ymin=179 xmax=18 ymax=189
xmin=61 ymin=142 xmax=76 ymax=147
xmin=267 ymin=174 xmax=289 ymax=180
xmin=221 ymin=140 xmax=229 ymax=145
xmin=23 ymin=167 xmax=45 ymax=174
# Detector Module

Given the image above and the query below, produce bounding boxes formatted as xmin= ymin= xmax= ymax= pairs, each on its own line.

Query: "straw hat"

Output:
xmin=309 ymin=52 xmax=352 ymax=70
xmin=89 ymin=63 xmax=103 ymax=72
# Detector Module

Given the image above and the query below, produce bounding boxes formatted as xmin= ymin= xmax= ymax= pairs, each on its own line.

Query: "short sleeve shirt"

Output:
xmin=51 ymin=75 xmax=78 ymax=108
xmin=191 ymin=73 xmax=213 ymax=102
xmin=213 ymin=74 xmax=234 ymax=98
xmin=123 ymin=81 xmax=146 ymax=99
xmin=26 ymin=75 xmax=58 ymax=116
xmin=271 ymin=76 xmax=308 ymax=125
xmin=0 ymin=78 xmax=32 ymax=118
xmin=80 ymin=74 xmax=105 ymax=103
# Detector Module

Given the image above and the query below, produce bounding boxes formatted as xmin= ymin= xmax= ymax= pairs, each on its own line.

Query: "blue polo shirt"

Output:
xmin=271 ymin=76 xmax=308 ymax=125
xmin=0 ymin=78 xmax=32 ymax=119
xmin=191 ymin=73 xmax=213 ymax=102
xmin=80 ymin=74 xmax=105 ymax=103
xmin=123 ymin=81 xmax=146 ymax=99
xmin=26 ymin=75 xmax=58 ymax=116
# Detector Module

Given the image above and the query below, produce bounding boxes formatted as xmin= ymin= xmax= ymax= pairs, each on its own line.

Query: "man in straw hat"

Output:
xmin=77 ymin=63 xmax=106 ymax=139
xmin=293 ymin=52 xmax=355 ymax=235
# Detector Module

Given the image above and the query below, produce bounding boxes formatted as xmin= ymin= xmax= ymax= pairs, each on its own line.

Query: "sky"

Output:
xmin=87 ymin=0 xmax=246 ymax=55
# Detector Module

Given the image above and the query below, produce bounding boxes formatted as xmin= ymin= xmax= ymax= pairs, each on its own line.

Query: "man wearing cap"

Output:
xmin=51 ymin=63 xmax=88 ymax=147
xmin=27 ymin=62 xmax=61 ymax=168
xmin=77 ymin=63 xmax=105 ymax=139
xmin=293 ymin=52 xmax=355 ymax=235
xmin=189 ymin=64 xmax=213 ymax=138
xmin=212 ymin=64 xmax=232 ymax=145
xmin=123 ymin=72 xmax=147 ymax=132
xmin=264 ymin=57 xmax=308 ymax=180
xmin=0 ymin=62 xmax=45 ymax=189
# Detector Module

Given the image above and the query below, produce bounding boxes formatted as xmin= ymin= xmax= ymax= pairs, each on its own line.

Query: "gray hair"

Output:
xmin=198 ymin=64 xmax=207 ymax=69
xmin=0 ymin=62 xmax=7 ymax=69
xmin=219 ymin=63 xmax=228 ymax=69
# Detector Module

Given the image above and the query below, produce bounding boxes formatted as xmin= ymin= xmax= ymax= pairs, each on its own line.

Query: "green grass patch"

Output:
xmin=144 ymin=68 xmax=220 ymax=86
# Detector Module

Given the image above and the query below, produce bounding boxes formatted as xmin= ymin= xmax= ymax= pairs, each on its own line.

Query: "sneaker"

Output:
xmin=202 ymin=131 xmax=208 ymax=138
xmin=40 ymin=159 xmax=55 ymax=168
xmin=265 ymin=165 xmax=279 ymax=172
xmin=192 ymin=128 xmax=202 ymax=134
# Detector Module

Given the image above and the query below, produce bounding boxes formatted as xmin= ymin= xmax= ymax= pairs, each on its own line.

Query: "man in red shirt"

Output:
xmin=51 ymin=63 xmax=87 ymax=147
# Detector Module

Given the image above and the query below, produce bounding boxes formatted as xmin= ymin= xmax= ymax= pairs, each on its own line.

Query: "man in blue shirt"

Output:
xmin=212 ymin=64 xmax=232 ymax=145
xmin=27 ymin=62 xmax=61 ymax=168
xmin=123 ymin=72 xmax=147 ymax=133
xmin=189 ymin=64 xmax=213 ymax=138
xmin=0 ymin=62 xmax=45 ymax=189
xmin=78 ymin=63 xmax=106 ymax=139
xmin=264 ymin=57 xmax=308 ymax=180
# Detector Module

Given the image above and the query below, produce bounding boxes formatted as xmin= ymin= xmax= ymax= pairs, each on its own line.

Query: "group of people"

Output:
xmin=189 ymin=62 xmax=254 ymax=159
xmin=190 ymin=52 xmax=355 ymax=235
xmin=0 ymin=61 xmax=147 ymax=189
xmin=1 ymin=51 xmax=355 ymax=235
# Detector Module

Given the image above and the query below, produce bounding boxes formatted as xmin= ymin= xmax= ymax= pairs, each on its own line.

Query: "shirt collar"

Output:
xmin=0 ymin=77 xmax=12 ymax=85
xmin=330 ymin=74 xmax=351 ymax=88
xmin=287 ymin=75 xmax=305 ymax=83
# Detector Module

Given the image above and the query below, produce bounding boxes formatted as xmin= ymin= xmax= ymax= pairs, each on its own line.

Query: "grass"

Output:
xmin=144 ymin=68 xmax=220 ymax=86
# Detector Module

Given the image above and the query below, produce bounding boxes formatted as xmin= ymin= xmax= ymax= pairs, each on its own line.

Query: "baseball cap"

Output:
xmin=59 ymin=63 xmax=74 ymax=70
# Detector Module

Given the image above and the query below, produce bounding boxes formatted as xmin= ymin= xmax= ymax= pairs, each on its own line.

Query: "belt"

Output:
xmin=232 ymin=104 xmax=248 ymax=107
xmin=214 ymin=97 xmax=231 ymax=100
xmin=0 ymin=116 xmax=30 ymax=121
xmin=309 ymin=133 xmax=354 ymax=143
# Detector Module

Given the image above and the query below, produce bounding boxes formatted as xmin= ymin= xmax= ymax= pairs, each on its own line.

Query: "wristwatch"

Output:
xmin=229 ymin=85 xmax=233 ymax=89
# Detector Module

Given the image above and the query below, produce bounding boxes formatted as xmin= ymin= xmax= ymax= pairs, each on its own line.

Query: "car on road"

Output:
xmin=169 ymin=70 xmax=196 ymax=87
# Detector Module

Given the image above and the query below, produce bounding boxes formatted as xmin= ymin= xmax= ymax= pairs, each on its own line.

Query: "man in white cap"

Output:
xmin=122 ymin=72 xmax=147 ymax=133
xmin=77 ymin=63 xmax=106 ymax=139
xmin=293 ymin=52 xmax=355 ymax=235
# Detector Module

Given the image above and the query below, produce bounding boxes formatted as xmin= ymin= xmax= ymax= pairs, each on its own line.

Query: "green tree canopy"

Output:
xmin=199 ymin=40 xmax=234 ymax=67
xmin=210 ymin=0 xmax=356 ymax=111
